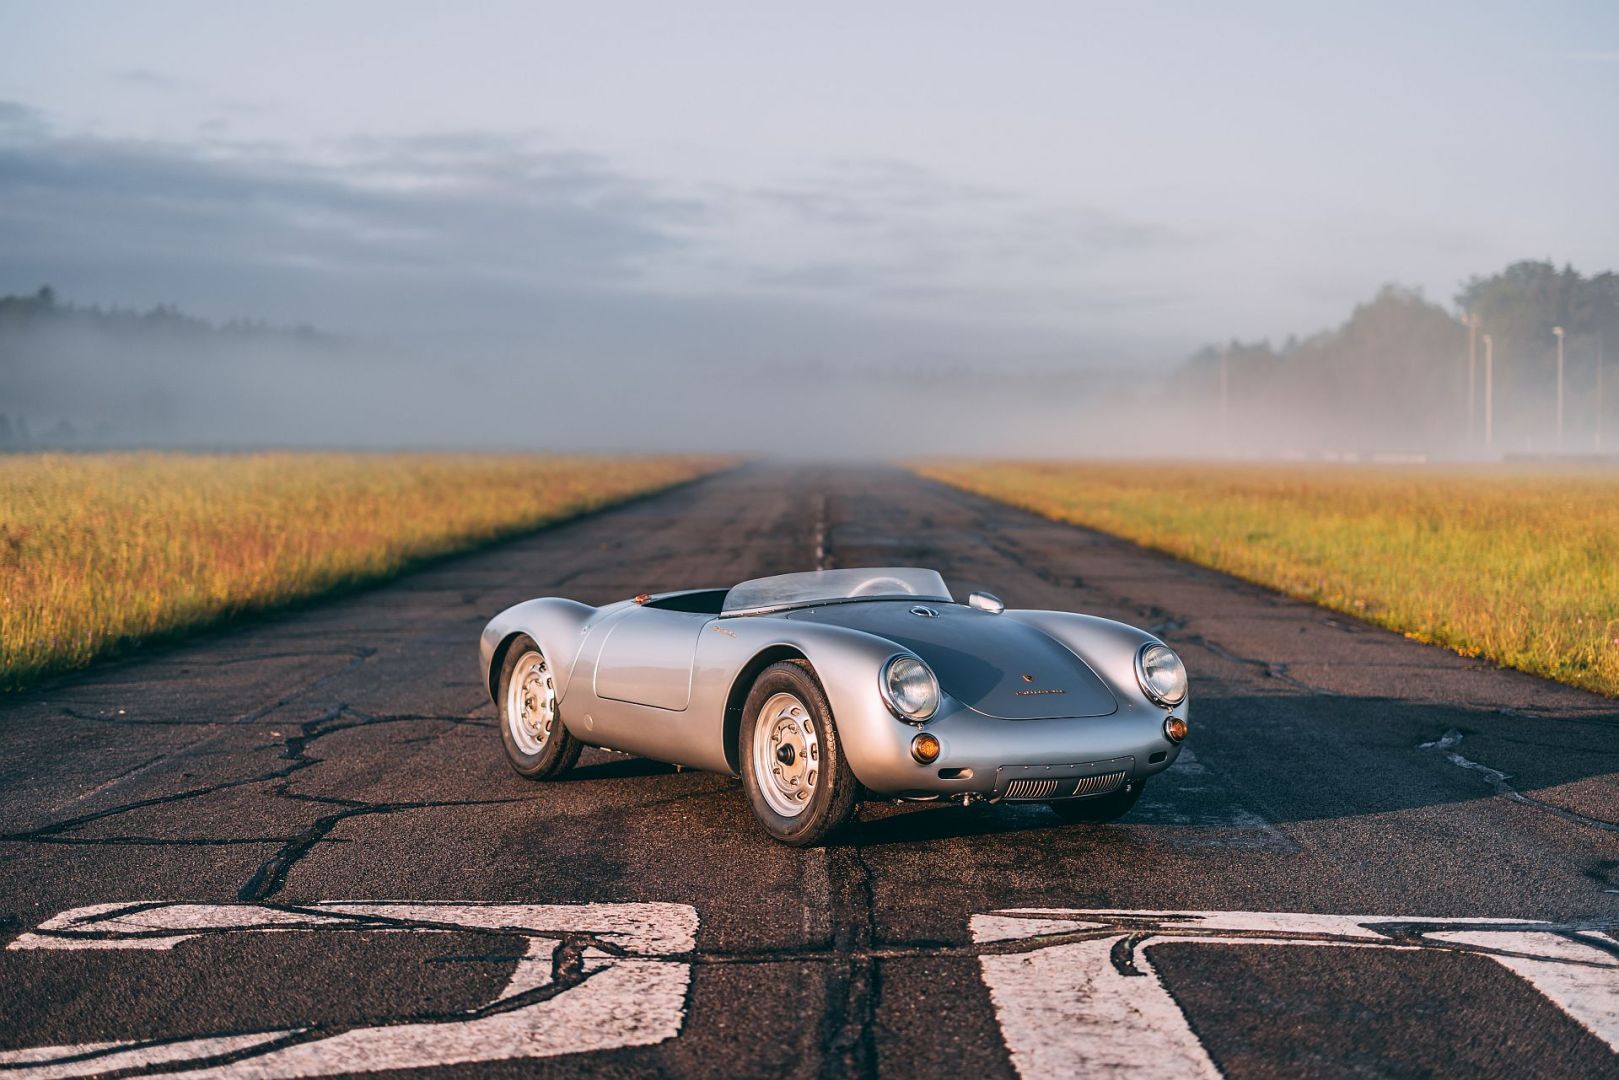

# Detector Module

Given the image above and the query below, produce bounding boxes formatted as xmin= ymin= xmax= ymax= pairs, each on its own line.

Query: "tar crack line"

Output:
xmin=1420 ymin=728 xmax=1619 ymax=833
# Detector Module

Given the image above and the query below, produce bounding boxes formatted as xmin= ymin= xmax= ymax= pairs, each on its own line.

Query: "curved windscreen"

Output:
xmin=722 ymin=567 xmax=953 ymax=616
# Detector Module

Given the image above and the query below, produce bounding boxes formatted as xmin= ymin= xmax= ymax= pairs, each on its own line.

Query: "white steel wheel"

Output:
xmin=737 ymin=661 xmax=857 ymax=846
xmin=505 ymin=650 xmax=556 ymax=757
xmin=497 ymin=635 xmax=581 ymax=780
xmin=751 ymin=691 xmax=821 ymax=818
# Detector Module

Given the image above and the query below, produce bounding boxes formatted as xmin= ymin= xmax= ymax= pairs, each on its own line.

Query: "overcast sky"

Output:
xmin=1 ymin=1 xmax=1615 ymax=373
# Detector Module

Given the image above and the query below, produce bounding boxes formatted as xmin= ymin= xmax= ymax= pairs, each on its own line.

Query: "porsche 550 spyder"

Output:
xmin=479 ymin=567 xmax=1188 ymax=845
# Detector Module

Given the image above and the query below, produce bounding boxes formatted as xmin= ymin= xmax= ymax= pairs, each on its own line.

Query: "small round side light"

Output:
xmin=1163 ymin=716 xmax=1188 ymax=744
xmin=911 ymin=732 xmax=941 ymax=764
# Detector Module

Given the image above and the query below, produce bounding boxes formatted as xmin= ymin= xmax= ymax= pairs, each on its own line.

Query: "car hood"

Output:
xmin=784 ymin=601 xmax=1117 ymax=719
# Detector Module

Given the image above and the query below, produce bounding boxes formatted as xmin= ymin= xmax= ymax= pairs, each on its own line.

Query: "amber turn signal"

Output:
xmin=1163 ymin=716 xmax=1188 ymax=743
xmin=911 ymin=732 xmax=941 ymax=764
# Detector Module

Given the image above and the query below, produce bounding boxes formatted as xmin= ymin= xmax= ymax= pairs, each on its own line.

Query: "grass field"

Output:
xmin=0 ymin=452 xmax=725 ymax=691
xmin=918 ymin=461 xmax=1619 ymax=698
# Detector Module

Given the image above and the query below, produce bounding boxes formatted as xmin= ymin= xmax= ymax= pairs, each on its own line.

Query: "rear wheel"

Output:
xmin=1048 ymin=780 xmax=1144 ymax=823
xmin=498 ymin=636 xmax=582 ymax=780
xmin=738 ymin=661 xmax=858 ymax=846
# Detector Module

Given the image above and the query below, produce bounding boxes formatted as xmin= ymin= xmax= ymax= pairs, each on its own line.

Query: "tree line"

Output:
xmin=0 ymin=285 xmax=329 ymax=343
xmin=1174 ymin=261 xmax=1619 ymax=456
xmin=0 ymin=286 xmax=340 ymax=447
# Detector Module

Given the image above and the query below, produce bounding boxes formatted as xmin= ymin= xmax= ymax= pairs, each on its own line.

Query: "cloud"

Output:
xmin=716 ymin=158 xmax=1189 ymax=329
xmin=0 ymin=122 xmax=694 ymax=303
xmin=753 ymin=157 xmax=1176 ymax=253
xmin=754 ymin=158 xmax=1010 ymax=225
xmin=115 ymin=68 xmax=193 ymax=91
xmin=0 ymin=100 xmax=47 ymax=139
xmin=0 ymin=104 xmax=1194 ymax=373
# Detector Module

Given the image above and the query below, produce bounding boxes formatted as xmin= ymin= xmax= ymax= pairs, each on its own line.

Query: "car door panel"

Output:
xmin=593 ymin=608 xmax=709 ymax=711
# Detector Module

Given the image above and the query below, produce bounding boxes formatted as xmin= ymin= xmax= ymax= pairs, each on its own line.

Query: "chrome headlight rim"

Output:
xmin=1135 ymin=643 xmax=1187 ymax=707
xmin=880 ymin=653 xmax=940 ymax=724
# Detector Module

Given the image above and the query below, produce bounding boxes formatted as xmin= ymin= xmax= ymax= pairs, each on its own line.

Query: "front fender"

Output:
xmin=1004 ymin=610 xmax=1165 ymax=707
xmin=479 ymin=598 xmax=600 ymax=703
xmin=696 ymin=618 xmax=920 ymax=789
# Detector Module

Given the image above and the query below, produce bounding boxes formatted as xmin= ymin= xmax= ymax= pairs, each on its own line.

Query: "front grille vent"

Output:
xmin=1003 ymin=778 xmax=1060 ymax=800
xmin=1071 ymin=771 xmax=1127 ymax=798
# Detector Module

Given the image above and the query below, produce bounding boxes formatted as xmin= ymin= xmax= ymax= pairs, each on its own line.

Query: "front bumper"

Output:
xmin=831 ymin=692 xmax=1188 ymax=800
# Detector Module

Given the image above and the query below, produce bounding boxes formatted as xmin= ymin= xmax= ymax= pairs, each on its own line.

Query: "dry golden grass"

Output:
xmin=918 ymin=461 xmax=1619 ymax=698
xmin=1 ymin=452 xmax=726 ymax=691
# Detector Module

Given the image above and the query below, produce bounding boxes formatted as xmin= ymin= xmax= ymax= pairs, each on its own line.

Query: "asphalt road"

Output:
xmin=2 ymin=465 xmax=1617 ymax=1079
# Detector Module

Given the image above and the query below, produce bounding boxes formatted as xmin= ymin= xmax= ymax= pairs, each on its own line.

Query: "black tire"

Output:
xmin=497 ymin=635 xmax=583 ymax=780
xmin=1048 ymin=780 xmax=1145 ymax=823
xmin=738 ymin=661 xmax=859 ymax=846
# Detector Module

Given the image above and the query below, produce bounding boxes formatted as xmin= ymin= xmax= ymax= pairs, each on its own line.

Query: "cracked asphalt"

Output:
xmin=2 ymin=464 xmax=1618 ymax=1078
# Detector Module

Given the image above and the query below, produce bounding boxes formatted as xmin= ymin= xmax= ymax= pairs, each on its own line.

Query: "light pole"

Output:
xmin=1468 ymin=313 xmax=1481 ymax=446
xmin=1553 ymin=325 xmax=1565 ymax=452
xmin=1482 ymin=333 xmax=1494 ymax=452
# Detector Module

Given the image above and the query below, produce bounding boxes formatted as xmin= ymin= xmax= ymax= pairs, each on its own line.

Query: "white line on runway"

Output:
xmin=972 ymin=908 xmax=1619 ymax=1079
xmin=3 ymin=901 xmax=699 ymax=1078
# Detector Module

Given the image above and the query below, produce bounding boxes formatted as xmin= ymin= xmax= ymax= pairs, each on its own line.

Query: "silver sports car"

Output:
xmin=479 ymin=567 xmax=1189 ymax=845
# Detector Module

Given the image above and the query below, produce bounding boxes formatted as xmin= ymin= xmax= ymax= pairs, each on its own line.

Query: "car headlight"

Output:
xmin=881 ymin=655 xmax=939 ymax=722
xmin=1136 ymin=644 xmax=1187 ymax=707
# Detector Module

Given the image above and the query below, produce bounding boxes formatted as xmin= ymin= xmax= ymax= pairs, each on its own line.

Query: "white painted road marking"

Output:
xmin=9 ymin=900 xmax=1617 ymax=1077
xmin=2 ymin=901 xmax=699 ymax=1078
xmin=972 ymin=908 xmax=1619 ymax=1079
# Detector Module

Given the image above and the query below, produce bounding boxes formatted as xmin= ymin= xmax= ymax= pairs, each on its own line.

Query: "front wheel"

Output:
xmin=738 ymin=661 xmax=858 ymax=846
xmin=498 ymin=636 xmax=583 ymax=780
xmin=1048 ymin=780 xmax=1144 ymax=823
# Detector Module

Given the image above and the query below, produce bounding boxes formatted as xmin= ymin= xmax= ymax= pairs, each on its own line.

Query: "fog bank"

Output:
xmin=9 ymin=259 xmax=1614 ymax=461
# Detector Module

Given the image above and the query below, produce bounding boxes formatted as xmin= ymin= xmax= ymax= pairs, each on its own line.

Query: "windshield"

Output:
xmin=722 ymin=567 xmax=953 ymax=616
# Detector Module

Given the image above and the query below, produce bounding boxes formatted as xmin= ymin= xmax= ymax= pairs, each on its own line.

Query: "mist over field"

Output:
xmin=0 ymin=289 xmax=1148 ymax=455
xmin=6 ymin=267 xmax=1613 ymax=459
xmin=1 ymin=3 xmax=1615 ymax=459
